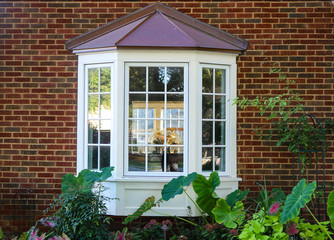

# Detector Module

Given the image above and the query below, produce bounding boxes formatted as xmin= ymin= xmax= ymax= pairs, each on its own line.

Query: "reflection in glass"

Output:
xmin=100 ymin=146 xmax=110 ymax=169
xmin=88 ymin=95 xmax=98 ymax=118
xmin=202 ymin=147 xmax=213 ymax=171
xmin=148 ymin=94 xmax=164 ymax=113
xmin=148 ymin=120 xmax=163 ymax=145
xmin=88 ymin=146 xmax=98 ymax=169
xmin=202 ymin=68 xmax=213 ymax=93
xmin=215 ymin=69 xmax=225 ymax=93
xmin=129 ymin=146 xmax=145 ymax=171
xmin=167 ymin=94 xmax=183 ymax=118
xmin=129 ymin=120 xmax=146 ymax=145
xmin=202 ymin=95 xmax=213 ymax=119
xmin=100 ymin=94 xmax=111 ymax=116
xmin=88 ymin=68 xmax=99 ymax=93
xmin=202 ymin=121 xmax=213 ymax=145
xmin=100 ymin=120 xmax=111 ymax=144
xmin=215 ymin=147 xmax=225 ymax=171
xmin=215 ymin=121 xmax=225 ymax=145
xmin=88 ymin=120 xmax=98 ymax=144
xmin=129 ymin=67 xmax=146 ymax=91
xmin=215 ymin=96 xmax=226 ymax=119
xmin=149 ymin=67 xmax=165 ymax=92
xmin=167 ymin=67 xmax=184 ymax=92
xmin=166 ymin=120 xmax=183 ymax=145
xmin=129 ymin=94 xmax=146 ymax=118
xmin=148 ymin=146 xmax=163 ymax=172
xmin=166 ymin=147 xmax=183 ymax=172
xmin=100 ymin=67 xmax=111 ymax=92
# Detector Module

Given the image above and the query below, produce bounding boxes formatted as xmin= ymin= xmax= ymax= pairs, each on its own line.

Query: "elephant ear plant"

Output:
xmin=44 ymin=167 xmax=114 ymax=240
xmin=123 ymin=171 xmax=249 ymax=231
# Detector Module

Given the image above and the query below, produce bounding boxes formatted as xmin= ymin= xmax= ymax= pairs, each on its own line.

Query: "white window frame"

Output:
xmin=199 ymin=63 xmax=231 ymax=176
xmin=124 ymin=62 xmax=189 ymax=177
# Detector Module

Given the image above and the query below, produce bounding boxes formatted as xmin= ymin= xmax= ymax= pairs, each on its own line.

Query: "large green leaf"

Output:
xmin=161 ymin=172 xmax=197 ymax=201
xmin=193 ymin=172 xmax=220 ymax=216
xmin=327 ymin=190 xmax=334 ymax=230
xmin=61 ymin=169 xmax=94 ymax=193
xmin=212 ymin=199 xmax=244 ymax=228
xmin=280 ymin=179 xmax=316 ymax=224
xmin=84 ymin=167 xmax=114 ymax=183
xmin=123 ymin=196 xmax=157 ymax=224
xmin=226 ymin=189 xmax=250 ymax=208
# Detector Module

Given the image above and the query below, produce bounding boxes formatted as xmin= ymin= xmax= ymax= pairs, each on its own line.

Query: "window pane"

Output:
xmin=167 ymin=67 xmax=184 ymax=92
xmin=215 ymin=121 xmax=225 ymax=145
xmin=148 ymin=94 xmax=164 ymax=117
xmin=129 ymin=67 xmax=146 ymax=91
xmin=215 ymin=69 xmax=225 ymax=93
xmin=215 ymin=96 xmax=226 ymax=119
xmin=129 ymin=120 xmax=145 ymax=145
xmin=167 ymin=94 xmax=183 ymax=118
xmin=202 ymin=95 xmax=213 ymax=119
xmin=100 ymin=67 xmax=111 ymax=92
xmin=149 ymin=67 xmax=165 ymax=92
xmin=202 ymin=121 xmax=213 ymax=145
xmin=202 ymin=147 xmax=213 ymax=171
xmin=129 ymin=146 xmax=145 ymax=171
xmin=88 ymin=95 xmax=98 ymax=118
xmin=215 ymin=147 xmax=225 ymax=171
xmin=88 ymin=146 xmax=98 ymax=169
xmin=166 ymin=147 xmax=183 ymax=172
xmin=100 ymin=146 xmax=110 ymax=169
xmin=202 ymin=68 xmax=213 ymax=93
xmin=88 ymin=68 xmax=99 ymax=93
xmin=167 ymin=121 xmax=183 ymax=145
xmin=149 ymin=120 xmax=164 ymax=145
xmin=100 ymin=120 xmax=111 ymax=144
xmin=88 ymin=120 xmax=98 ymax=144
xmin=148 ymin=146 xmax=163 ymax=172
xmin=100 ymin=94 xmax=111 ymax=118
xmin=129 ymin=94 xmax=146 ymax=118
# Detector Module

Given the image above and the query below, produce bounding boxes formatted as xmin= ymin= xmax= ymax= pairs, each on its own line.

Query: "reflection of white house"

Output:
xmin=66 ymin=2 xmax=248 ymax=216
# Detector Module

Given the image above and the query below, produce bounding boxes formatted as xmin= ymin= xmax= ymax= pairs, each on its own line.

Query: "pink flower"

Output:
xmin=229 ymin=229 xmax=238 ymax=236
xmin=162 ymin=220 xmax=172 ymax=227
xmin=148 ymin=219 xmax=158 ymax=225
xmin=268 ymin=202 xmax=281 ymax=215
xmin=286 ymin=221 xmax=299 ymax=236
xmin=204 ymin=224 xmax=213 ymax=232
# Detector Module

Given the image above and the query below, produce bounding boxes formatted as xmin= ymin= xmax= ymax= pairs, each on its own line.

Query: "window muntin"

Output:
xmin=201 ymin=66 xmax=227 ymax=173
xmin=86 ymin=64 xmax=112 ymax=170
xmin=125 ymin=63 xmax=188 ymax=175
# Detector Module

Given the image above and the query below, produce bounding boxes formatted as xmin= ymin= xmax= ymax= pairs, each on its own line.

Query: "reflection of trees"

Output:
xmin=167 ymin=67 xmax=183 ymax=92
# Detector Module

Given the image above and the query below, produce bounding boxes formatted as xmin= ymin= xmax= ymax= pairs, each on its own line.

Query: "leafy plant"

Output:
xmin=123 ymin=196 xmax=157 ymax=225
xmin=328 ymin=191 xmax=334 ymax=230
xmin=212 ymin=199 xmax=245 ymax=228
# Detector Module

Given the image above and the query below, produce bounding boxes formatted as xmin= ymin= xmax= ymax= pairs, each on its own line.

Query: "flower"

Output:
xmin=229 ymin=229 xmax=238 ymax=236
xmin=268 ymin=201 xmax=281 ymax=215
xmin=286 ymin=221 xmax=299 ymax=236
xmin=162 ymin=220 xmax=172 ymax=227
xmin=204 ymin=224 xmax=213 ymax=232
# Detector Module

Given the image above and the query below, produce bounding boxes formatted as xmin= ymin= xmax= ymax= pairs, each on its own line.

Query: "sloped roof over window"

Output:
xmin=65 ymin=2 xmax=249 ymax=52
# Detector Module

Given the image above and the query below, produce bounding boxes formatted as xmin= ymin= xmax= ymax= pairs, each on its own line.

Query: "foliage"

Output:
xmin=226 ymin=189 xmax=250 ymax=209
xmin=130 ymin=219 xmax=174 ymax=240
xmin=212 ymin=199 xmax=245 ymax=228
xmin=45 ymin=167 xmax=114 ymax=240
xmin=123 ymin=196 xmax=157 ymax=224
xmin=328 ymin=191 xmax=334 ymax=230
xmin=296 ymin=218 xmax=331 ymax=240
xmin=256 ymin=184 xmax=286 ymax=213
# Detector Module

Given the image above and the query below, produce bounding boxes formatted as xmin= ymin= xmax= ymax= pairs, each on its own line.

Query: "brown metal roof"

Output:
xmin=65 ymin=2 xmax=249 ymax=52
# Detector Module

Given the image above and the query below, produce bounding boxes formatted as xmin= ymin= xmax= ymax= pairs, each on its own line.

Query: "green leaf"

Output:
xmin=212 ymin=199 xmax=244 ymax=228
xmin=226 ymin=189 xmax=249 ymax=208
xmin=0 ymin=227 xmax=3 ymax=239
xmin=193 ymin=171 xmax=220 ymax=216
xmin=84 ymin=167 xmax=114 ymax=183
xmin=280 ymin=179 xmax=317 ymax=224
xmin=123 ymin=196 xmax=156 ymax=224
xmin=61 ymin=169 xmax=94 ymax=193
xmin=161 ymin=172 xmax=197 ymax=201
xmin=327 ymin=190 xmax=334 ymax=230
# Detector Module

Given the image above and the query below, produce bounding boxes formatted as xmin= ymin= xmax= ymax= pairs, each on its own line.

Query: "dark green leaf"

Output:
xmin=162 ymin=172 xmax=197 ymax=201
xmin=84 ymin=167 xmax=114 ymax=183
xmin=226 ymin=189 xmax=249 ymax=208
xmin=327 ymin=190 xmax=334 ymax=230
xmin=123 ymin=196 xmax=157 ymax=224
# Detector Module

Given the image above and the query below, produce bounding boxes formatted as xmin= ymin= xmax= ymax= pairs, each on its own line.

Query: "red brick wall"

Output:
xmin=0 ymin=0 xmax=333 ymax=235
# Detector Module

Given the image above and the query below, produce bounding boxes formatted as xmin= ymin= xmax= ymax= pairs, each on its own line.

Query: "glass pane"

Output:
xmin=129 ymin=67 xmax=146 ymax=92
xmin=215 ymin=147 xmax=225 ymax=171
xmin=215 ymin=96 xmax=226 ymax=119
xmin=148 ymin=120 xmax=163 ymax=145
xmin=202 ymin=95 xmax=213 ymax=119
xmin=100 ymin=120 xmax=111 ymax=144
xmin=167 ymin=67 xmax=184 ymax=92
xmin=166 ymin=147 xmax=183 ymax=172
xmin=100 ymin=94 xmax=111 ymax=118
xmin=148 ymin=146 xmax=163 ymax=172
xmin=129 ymin=120 xmax=145 ymax=145
xmin=202 ymin=68 xmax=213 ymax=93
xmin=215 ymin=69 xmax=226 ymax=93
xmin=88 ymin=120 xmax=98 ymax=144
xmin=88 ymin=68 xmax=99 ymax=93
xmin=100 ymin=67 xmax=111 ymax=93
xmin=100 ymin=146 xmax=110 ymax=169
xmin=148 ymin=94 xmax=164 ymax=117
xmin=215 ymin=121 xmax=225 ymax=145
xmin=202 ymin=121 xmax=213 ymax=145
xmin=148 ymin=67 xmax=165 ymax=92
xmin=88 ymin=95 xmax=98 ymax=118
xmin=166 ymin=121 xmax=183 ymax=145
xmin=129 ymin=146 xmax=145 ymax=171
xmin=167 ymin=94 xmax=183 ymax=118
xmin=147 ymin=108 xmax=154 ymax=118
xmin=129 ymin=94 xmax=146 ymax=118
xmin=88 ymin=146 xmax=98 ymax=169
xmin=202 ymin=147 xmax=213 ymax=171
